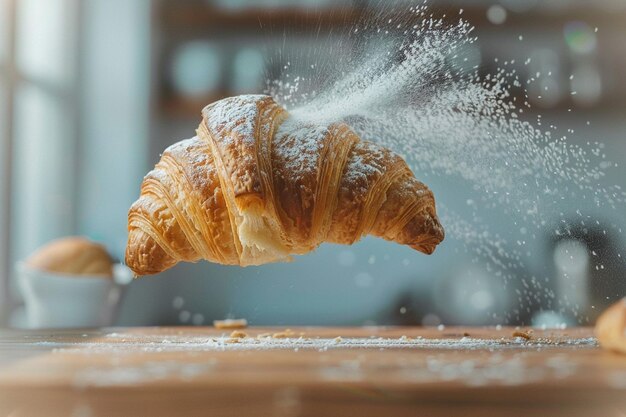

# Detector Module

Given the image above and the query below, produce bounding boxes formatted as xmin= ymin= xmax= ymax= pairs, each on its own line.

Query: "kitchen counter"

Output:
xmin=0 ymin=326 xmax=624 ymax=416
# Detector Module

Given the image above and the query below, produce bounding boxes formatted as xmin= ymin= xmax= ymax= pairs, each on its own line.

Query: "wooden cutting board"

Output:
xmin=0 ymin=326 xmax=625 ymax=417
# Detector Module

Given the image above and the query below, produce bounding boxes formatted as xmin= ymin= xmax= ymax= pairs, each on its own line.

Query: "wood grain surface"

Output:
xmin=0 ymin=326 xmax=625 ymax=417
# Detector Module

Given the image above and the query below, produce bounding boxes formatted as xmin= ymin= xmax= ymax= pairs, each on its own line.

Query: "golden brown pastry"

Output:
xmin=126 ymin=95 xmax=444 ymax=275
xmin=595 ymin=298 xmax=626 ymax=354
xmin=26 ymin=237 xmax=113 ymax=277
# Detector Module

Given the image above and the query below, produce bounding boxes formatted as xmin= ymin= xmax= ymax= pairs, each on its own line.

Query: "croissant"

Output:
xmin=595 ymin=298 xmax=626 ymax=355
xmin=126 ymin=95 xmax=444 ymax=275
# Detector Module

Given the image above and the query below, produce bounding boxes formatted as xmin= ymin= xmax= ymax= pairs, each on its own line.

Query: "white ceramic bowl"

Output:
xmin=16 ymin=262 xmax=132 ymax=329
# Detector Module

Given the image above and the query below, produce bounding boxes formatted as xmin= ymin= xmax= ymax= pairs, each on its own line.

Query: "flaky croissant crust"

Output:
xmin=126 ymin=95 xmax=444 ymax=275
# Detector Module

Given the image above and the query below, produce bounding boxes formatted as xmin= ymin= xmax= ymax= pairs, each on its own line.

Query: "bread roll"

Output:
xmin=25 ymin=237 xmax=113 ymax=277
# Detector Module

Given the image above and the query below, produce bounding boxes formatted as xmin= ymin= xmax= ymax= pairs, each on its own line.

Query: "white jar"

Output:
xmin=16 ymin=262 xmax=132 ymax=328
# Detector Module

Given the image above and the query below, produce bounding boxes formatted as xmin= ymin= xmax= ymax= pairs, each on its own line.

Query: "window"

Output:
xmin=1 ymin=0 xmax=79 ymax=326
xmin=0 ymin=0 xmax=13 ymax=325
xmin=0 ymin=0 xmax=9 ymax=64
xmin=1 ymin=0 xmax=151 ymax=326
xmin=16 ymin=0 xmax=73 ymax=86
xmin=11 ymin=84 xmax=76 ymax=263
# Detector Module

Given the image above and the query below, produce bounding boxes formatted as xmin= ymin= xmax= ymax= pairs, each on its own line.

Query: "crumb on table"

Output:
xmin=272 ymin=329 xmax=296 ymax=338
xmin=512 ymin=330 xmax=532 ymax=340
xmin=213 ymin=318 xmax=248 ymax=330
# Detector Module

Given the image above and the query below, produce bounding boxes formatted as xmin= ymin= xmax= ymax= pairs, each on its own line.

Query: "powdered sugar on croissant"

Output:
xmin=126 ymin=95 xmax=444 ymax=275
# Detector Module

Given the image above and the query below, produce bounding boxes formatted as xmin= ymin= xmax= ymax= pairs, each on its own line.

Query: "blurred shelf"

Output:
xmin=159 ymin=3 xmax=626 ymax=33
xmin=154 ymin=2 xmax=626 ymax=120
xmin=158 ymin=95 xmax=626 ymax=120
xmin=160 ymin=5 xmax=364 ymax=32
xmin=159 ymin=93 xmax=230 ymax=119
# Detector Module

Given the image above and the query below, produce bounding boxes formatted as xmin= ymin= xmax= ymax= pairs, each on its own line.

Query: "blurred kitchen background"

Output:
xmin=1 ymin=0 xmax=626 ymax=328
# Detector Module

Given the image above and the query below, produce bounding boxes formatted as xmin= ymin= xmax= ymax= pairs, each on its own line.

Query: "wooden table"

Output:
xmin=0 ymin=326 xmax=625 ymax=417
